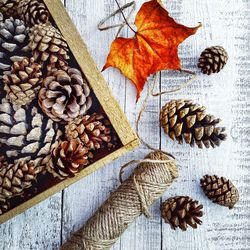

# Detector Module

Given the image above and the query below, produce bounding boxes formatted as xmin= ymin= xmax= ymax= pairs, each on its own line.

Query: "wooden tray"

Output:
xmin=0 ymin=0 xmax=139 ymax=224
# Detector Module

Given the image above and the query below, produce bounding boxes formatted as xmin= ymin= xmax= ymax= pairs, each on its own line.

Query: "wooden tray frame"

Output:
xmin=0 ymin=0 xmax=139 ymax=225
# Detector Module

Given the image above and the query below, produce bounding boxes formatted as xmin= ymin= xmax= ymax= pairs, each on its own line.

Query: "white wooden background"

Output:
xmin=1 ymin=0 xmax=250 ymax=249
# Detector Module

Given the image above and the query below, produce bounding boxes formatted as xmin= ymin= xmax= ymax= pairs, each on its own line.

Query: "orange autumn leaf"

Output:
xmin=103 ymin=0 xmax=201 ymax=100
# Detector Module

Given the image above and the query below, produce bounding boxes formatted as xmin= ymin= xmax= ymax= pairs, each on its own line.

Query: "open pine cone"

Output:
xmin=65 ymin=113 xmax=115 ymax=150
xmin=29 ymin=22 xmax=69 ymax=71
xmin=0 ymin=16 xmax=30 ymax=78
xmin=3 ymin=57 xmax=42 ymax=106
xmin=161 ymin=196 xmax=203 ymax=231
xmin=48 ymin=140 xmax=90 ymax=179
xmin=160 ymin=100 xmax=227 ymax=148
xmin=0 ymin=160 xmax=38 ymax=201
xmin=0 ymin=98 xmax=62 ymax=172
xmin=200 ymin=175 xmax=239 ymax=209
xmin=17 ymin=0 xmax=50 ymax=26
xmin=198 ymin=46 xmax=228 ymax=75
xmin=38 ymin=68 xmax=92 ymax=123
xmin=0 ymin=0 xmax=21 ymax=19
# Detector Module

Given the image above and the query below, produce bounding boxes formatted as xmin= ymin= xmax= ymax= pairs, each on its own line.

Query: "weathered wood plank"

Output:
xmin=161 ymin=0 xmax=250 ymax=249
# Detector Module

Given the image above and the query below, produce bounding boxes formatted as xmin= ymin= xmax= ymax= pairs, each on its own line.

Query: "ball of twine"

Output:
xmin=61 ymin=150 xmax=178 ymax=250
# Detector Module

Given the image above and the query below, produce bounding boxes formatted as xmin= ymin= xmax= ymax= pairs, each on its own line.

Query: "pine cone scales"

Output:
xmin=3 ymin=57 xmax=42 ymax=106
xmin=0 ymin=17 xmax=30 ymax=78
xmin=161 ymin=196 xmax=203 ymax=231
xmin=200 ymin=175 xmax=239 ymax=209
xmin=0 ymin=99 xmax=61 ymax=171
xmin=160 ymin=100 xmax=227 ymax=148
xmin=38 ymin=68 xmax=92 ymax=122
xmin=0 ymin=0 xmax=21 ymax=18
xmin=29 ymin=23 xmax=69 ymax=70
xmin=65 ymin=113 xmax=113 ymax=150
xmin=198 ymin=46 xmax=228 ymax=75
xmin=0 ymin=160 xmax=38 ymax=200
xmin=17 ymin=0 xmax=50 ymax=26
xmin=48 ymin=140 xmax=90 ymax=179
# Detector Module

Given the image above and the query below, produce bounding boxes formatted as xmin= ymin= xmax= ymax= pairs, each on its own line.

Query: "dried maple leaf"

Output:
xmin=103 ymin=0 xmax=201 ymax=100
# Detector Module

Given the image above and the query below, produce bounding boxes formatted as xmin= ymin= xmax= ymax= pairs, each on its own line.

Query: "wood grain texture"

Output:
xmin=1 ymin=0 xmax=250 ymax=249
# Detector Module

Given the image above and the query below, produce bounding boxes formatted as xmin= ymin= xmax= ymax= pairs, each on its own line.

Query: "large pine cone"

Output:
xmin=0 ymin=17 xmax=30 ymax=78
xmin=3 ymin=57 xmax=42 ymax=106
xmin=198 ymin=46 xmax=228 ymax=75
xmin=200 ymin=175 xmax=239 ymax=209
xmin=38 ymin=68 xmax=92 ymax=123
xmin=160 ymin=100 xmax=227 ymax=148
xmin=65 ymin=113 xmax=115 ymax=150
xmin=0 ymin=0 xmax=21 ymax=19
xmin=48 ymin=140 xmax=90 ymax=179
xmin=0 ymin=98 xmax=62 ymax=172
xmin=161 ymin=196 xmax=203 ymax=231
xmin=0 ymin=160 xmax=38 ymax=200
xmin=17 ymin=0 xmax=50 ymax=26
xmin=29 ymin=23 xmax=69 ymax=71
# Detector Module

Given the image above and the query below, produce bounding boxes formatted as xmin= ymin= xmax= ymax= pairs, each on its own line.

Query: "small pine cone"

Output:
xmin=200 ymin=175 xmax=239 ymax=209
xmin=17 ymin=0 xmax=50 ymax=27
xmin=160 ymin=100 xmax=227 ymax=148
xmin=0 ymin=160 xmax=38 ymax=200
xmin=3 ymin=57 xmax=42 ymax=106
xmin=48 ymin=140 xmax=90 ymax=179
xmin=38 ymin=68 xmax=92 ymax=123
xmin=0 ymin=17 xmax=30 ymax=78
xmin=65 ymin=113 xmax=115 ymax=150
xmin=29 ymin=23 xmax=69 ymax=71
xmin=161 ymin=196 xmax=203 ymax=231
xmin=0 ymin=0 xmax=21 ymax=19
xmin=198 ymin=46 xmax=228 ymax=75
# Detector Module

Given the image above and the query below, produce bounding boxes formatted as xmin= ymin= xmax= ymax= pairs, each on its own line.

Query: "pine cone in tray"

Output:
xmin=0 ymin=160 xmax=38 ymax=200
xmin=17 ymin=0 xmax=50 ymax=26
xmin=3 ymin=57 xmax=42 ymax=106
xmin=198 ymin=46 xmax=228 ymax=75
xmin=161 ymin=196 xmax=203 ymax=231
xmin=0 ymin=98 xmax=62 ymax=173
xmin=200 ymin=175 xmax=239 ymax=209
xmin=29 ymin=23 xmax=69 ymax=71
xmin=0 ymin=16 xmax=30 ymax=78
xmin=38 ymin=68 xmax=92 ymax=123
xmin=65 ymin=113 xmax=115 ymax=150
xmin=48 ymin=140 xmax=91 ymax=179
xmin=0 ymin=0 xmax=21 ymax=19
xmin=160 ymin=100 xmax=227 ymax=148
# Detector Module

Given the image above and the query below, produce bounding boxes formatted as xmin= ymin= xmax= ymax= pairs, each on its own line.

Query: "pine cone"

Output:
xmin=0 ymin=0 xmax=21 ymax=19
xmin=65 ymin=113 xmax=115 ymax=150
xmin=198 ymin=46 xmax=228 ymax=75
xmin=3 ymin=57 xmax=42 ymax=106
xmin=161 ymin=196 xmax=203 ymax=231
xmin=0 ymin=17 xmax=30 ymax=78
xmin=38 ymin=68 xmax=92 ymax=123
xmin=48 ymin=140 xmax=90 ymax=179
xmin=0 ymin=160 xmax=38 ymax=200
xmin=0 ymin=98 xmax=62 ymax=172
xmin=160 ymin=100 xmax=227 ymax=148
xmin=200 ymin=175 xmax=239 ymax=209
xmin=29 ymin=23 xmax=69 ymax=71
xmin=17 ymin=0 xmax=50 ymax=26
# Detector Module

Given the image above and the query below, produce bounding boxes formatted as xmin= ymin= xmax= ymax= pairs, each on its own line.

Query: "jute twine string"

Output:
xmin=61 ymin=151 xmax=178 ymax=250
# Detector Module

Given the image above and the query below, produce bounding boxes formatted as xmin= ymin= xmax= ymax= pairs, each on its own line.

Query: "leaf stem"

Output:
xmin=114 ymin=0 xmax=137 ymax=34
